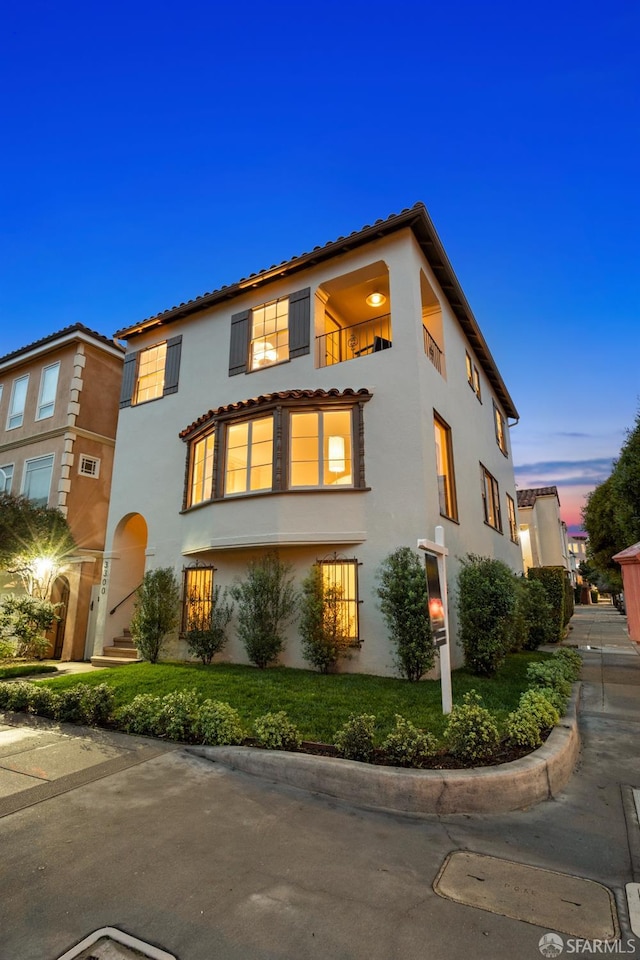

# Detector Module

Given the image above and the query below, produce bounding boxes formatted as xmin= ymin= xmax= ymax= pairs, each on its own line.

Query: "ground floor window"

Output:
xmin=182 ymin=565 xmax=215 ymax=632
xmin=317 ymin=556 xmax=360 ymax=643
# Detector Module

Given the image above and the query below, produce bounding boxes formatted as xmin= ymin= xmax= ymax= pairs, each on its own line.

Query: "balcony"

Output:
xmin=317 ymin=314 xmax=392 ymax=368
xmin=423 ymin=325 xmax=443 ymax=373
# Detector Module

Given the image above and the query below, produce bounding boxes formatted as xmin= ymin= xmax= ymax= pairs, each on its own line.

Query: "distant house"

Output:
xmin=517 ymin=486 xmax=572 ymax=579
xmin=95 ymin=203 xmax=523 ymax=675
xmin=0 ymin=324 xmax=124 ymax=659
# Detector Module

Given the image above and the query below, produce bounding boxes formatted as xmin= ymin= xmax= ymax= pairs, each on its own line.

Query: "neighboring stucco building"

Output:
xmin=517 ymin=486 xmax=572 ymax=578
xmin=95 ymin=203 xmax=523 ymax=675
xmin=0 ymin=324 xmax=124 ymax=659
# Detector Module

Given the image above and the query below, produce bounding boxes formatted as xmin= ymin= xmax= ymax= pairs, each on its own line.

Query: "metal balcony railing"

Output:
xmin=423 ymin=326 xmax=443 ymax=373
xmin=316 ymin=314 xmax=392 ymax=367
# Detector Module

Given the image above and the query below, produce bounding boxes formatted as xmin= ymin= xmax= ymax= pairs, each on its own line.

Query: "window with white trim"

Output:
xmin=134 ymin=342 xmax=167 ymax=405
xmin=480 ymin=464 xmax=502 ymax=532
xmin=0 ymin=463 xmax=13 ymax=493
xmin=249 ymin=297 xmax=289 ymax=370
xmin=22 ymin=455 xmax=54 ymax=507
xmin=36 ymin=362 xmax=60 ymax=420
xmin=7 ymin=375 xmax=29 ymax=429
xmin=79 ymin=455 xmax=100 ymax=478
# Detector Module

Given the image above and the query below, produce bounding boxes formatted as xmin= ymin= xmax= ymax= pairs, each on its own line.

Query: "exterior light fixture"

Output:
xmin=366 ymin=291 xmax=386 ymax=308
xmin=328 ymin=436 xmax=346 ymax=473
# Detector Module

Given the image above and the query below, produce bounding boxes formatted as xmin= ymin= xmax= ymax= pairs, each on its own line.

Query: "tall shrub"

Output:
xmin=230 ymin=553 xmax=297 ymax=668
xmin=456 ymin=554 xmax=517 ymax=676
xmin=376 ymin=546 xmax=434 ymax=681
xmin=185 ymin=586 xmax=234 ymax=664
xmin=515 ymin=577 xmax=556 ymax=650
xmin=527 ymin=566 xmax=566 ymax=642
xmin=0 ymin=593 xmax=59 ymax=659
xmin=299 ymin=565 xmax=351 ymax=673
xmin=130 ymin=567 xmax=180 ymax=664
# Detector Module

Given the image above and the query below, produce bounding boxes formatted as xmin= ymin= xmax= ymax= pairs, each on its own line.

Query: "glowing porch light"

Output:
xmin=365 ymin=291 xmax=386 ymax=308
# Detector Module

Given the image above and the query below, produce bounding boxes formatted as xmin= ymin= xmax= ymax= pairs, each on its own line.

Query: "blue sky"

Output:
xmin=1 ymin=0 xmax=638 ymax=531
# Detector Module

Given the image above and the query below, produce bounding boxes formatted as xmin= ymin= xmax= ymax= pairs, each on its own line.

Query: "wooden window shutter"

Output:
xmin=288 ymin=288 xmax=311 ymax=358
xmin=163 ymin=336 xmax=182 ymax=396
xmin=229 ymin=310 xmax=250 ymax=376
xmin=119 ymin=352 xmax=138 ymax=408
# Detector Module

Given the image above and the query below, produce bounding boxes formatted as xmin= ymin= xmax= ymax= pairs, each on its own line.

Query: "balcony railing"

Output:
xmin=423 ymin=325 xmax=443 ymax=373
xmin=316 ymin=314 xmax=392 ymax=368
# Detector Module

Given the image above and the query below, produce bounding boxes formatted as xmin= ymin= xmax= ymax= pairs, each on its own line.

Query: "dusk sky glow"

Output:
xmin=2 ymin=0 xmax=638 ymax=533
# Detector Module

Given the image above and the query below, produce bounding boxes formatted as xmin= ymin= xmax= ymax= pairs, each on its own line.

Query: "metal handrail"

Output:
xmin=423 ymin=326 xmax=443 ymax=373
xmin=316 ymin=314 xmax=392 ymax=367
xmin=109 ymin=583 xmax=142 ymax=616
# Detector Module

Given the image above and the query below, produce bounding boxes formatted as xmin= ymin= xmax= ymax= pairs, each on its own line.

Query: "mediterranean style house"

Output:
xmin=0 ymin=324 xmax=124 ymax=659
xmin=517 ymin=486 xmax=573 ymax=581
xmin=95 ymin=203 xmax=523 ymax=675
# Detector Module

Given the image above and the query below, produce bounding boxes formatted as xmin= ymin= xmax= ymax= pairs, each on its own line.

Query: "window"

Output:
xmin=79 ymin=455 xmax=100 ymax=478
xmin=317 ymin=557 xmax=360 ymax=643
xmin=433 ymin=414 xmax=458 ymax=520
xmin=290 ymin=409 xmax=352 ymax=488
xmin=506 ymin=494 xmax=518 ymax=543
xmin=494 ymin=402 xmax=507 ymax=456
xmin=225 ymin=416 xmax=273 ymax=495
xmin=36 ymin=363 xmax=60 ymax=420
xmin=181 ymin=388 xmax=370 ymax=507
xmin=0 ymin=463 xmax=13 ymax=493
xmin=182 ymin=566 xmax=215 ymax=632
xmin=22 ymin=455 xmax=54 ymax=507
xmin=120 ymin=336 xmax=182 ymax=409
xmin=189 ymin=433 xmax=215 ymax=506
xmin=481 ymin=464 xmax=502 ymax=532
xmin=250 ymin=297 xmax=289 ymax=370
xmin=7 ymin=375 xmax=29 ymax=429
xmin=465 ymin=352 xmax=481 ymax=400
xmin=228 ymin=288 xmax=311 ymax=376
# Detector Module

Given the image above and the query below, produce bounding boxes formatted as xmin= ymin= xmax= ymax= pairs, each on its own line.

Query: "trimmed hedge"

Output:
xmin=527 ymin=566 xmax=567 ymax=641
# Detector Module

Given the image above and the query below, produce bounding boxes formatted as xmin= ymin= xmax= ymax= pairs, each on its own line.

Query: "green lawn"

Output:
xmin=0 ymin=663 xmax=58 ymax=680
xmin=40 ymin=652 xmax=550 ymax=743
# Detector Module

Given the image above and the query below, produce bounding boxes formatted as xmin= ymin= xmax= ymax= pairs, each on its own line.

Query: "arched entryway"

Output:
xmin=106 ymin=513 xmax=148 ymax=646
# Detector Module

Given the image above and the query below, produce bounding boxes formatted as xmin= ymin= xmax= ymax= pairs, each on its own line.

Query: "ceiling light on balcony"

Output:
xmin=366 ymin=291 xmax=386 ymax=308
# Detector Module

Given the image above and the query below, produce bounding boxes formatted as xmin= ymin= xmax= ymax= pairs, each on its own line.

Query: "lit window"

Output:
xmin=290 ymin=409 xmax=352 ymax=488
xmin=182 ymin=566 xmax=215 ymax=632
xmin=465 ymin=352 xmax=481 ymax=400
xmin=0 ymin=463 xmax=13 ymax=493
xmin=465 ymin=351 xmax=473 ymax=386
xmin=494 ymin=403 xmax=507 ymax=455
xmin=79 ymin=455 xmax=100 ymax=478
xmin=36 ymin=363 xmax=60 ymax=420
xmin=318 ymin=557 xmax=360 ymax=643
xmin=250 ymin=297 xmax=289 ymax=370
xmin=506 ymin=494 xmax=518 ymax=543
xmin=23 ymin=455 xmax=54 ymax=507
xmin=473 ymin=366 xmax=481 ymax=399
xmin=189 ymin=433 xmax=215 ymax=506
xmin=225 ymin=416 xmax=273 ymax=495
xmin=481 ymin=464 xmax=502 ymax=532
xmin=134 ymin=343 xmax=167 ymax=405
xmin=433 ymin=414 xmax=458 ymax=520
xmin=7 ymin=375 xmax=29 ymax=429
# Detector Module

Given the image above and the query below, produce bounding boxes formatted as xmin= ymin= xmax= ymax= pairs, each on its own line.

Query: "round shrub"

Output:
xmin=334 ymin=713 xmax=376 ymax=762
xmin=196 ymin=699 xmax=245 ymax=746
xmin=381 ymin=715 xmax=437 ymax=768
xmin=5 ymin=681 xmax=35 ymax=712
xmin=505 ymin=707 xmax=544 ymax=749
xmin=0 ymin=682 xmax=12 ymax=709
xmin=56 ymin=686 xmax=91 ymax=724
xmin=445 ymin=690 xmax=500 ymax=763
xmin=156 ymin=689 xmax=200 ymax=742
xmin=27 ymin=685 xmax=59 ymax=719
xmin=253 ymin=711 xmax=302 ymax=751
xmin=519 ymin=688 xmax=560 ymax=729
xmin=531 ymin=684 xmax=568 ymax=716
xmin=82 ymin=683 xmax=115 ymax=726
xmin=115 ymin=694 xmax=163 ymax=736
xmin=526 ymin=661 xmax=571 ymax=698
xmin=553 ymin=648 xmax=582 ymax=679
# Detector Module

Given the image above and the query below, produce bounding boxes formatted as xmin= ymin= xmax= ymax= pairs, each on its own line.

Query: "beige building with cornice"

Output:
xmin=0 ymin=324 xmax=124 ymax=659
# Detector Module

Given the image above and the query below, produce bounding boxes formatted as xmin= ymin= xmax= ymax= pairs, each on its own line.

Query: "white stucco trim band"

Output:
xmin=183 ymin=531 xmax=368 ymax=553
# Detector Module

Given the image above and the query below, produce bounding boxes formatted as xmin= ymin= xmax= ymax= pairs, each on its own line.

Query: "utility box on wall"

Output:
xmin=613 ymin=542 xmax=640 ymax=643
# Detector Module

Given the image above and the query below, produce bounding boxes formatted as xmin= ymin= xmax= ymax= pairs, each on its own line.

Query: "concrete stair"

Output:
xmin=91 ymin=629 xmax=142 ymax=667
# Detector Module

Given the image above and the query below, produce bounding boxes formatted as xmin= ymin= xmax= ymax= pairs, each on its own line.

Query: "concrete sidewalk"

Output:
xmin=1 ymin=602 xmax=639 ymax=960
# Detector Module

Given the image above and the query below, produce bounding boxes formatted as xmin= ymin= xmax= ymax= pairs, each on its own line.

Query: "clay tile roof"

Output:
xmin=0 ymin=322 xmax=124 ymax=366
xmin=516 ymin=486 xmax=559 ymax=508
xmin=179 ymin=388 xmax=372 ymax=440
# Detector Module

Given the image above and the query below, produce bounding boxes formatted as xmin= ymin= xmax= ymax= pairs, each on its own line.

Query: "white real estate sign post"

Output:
xmin=417 ymin=525 xmax=452 ymax=715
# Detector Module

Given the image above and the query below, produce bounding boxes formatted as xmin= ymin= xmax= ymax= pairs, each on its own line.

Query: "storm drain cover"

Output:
xmin=434 ymin=851 xmax=619 ymax=940
xmin=56 ymin=927 xmax=177 ymax=960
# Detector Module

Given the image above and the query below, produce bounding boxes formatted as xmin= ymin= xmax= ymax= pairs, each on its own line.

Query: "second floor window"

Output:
xmin=23 ymin=454 xmax=54 ymax=507
xmin=134 ymin=343 xmax=167 ymax=405
xmin=36 ymin=363 xmax=60 ymax=420
xmin=494 ymin=403 xmax=507 ymax=456
xmin=120 ymin=336 xmax=182 ymax=409
xmin=290 ymin=410 xmax=352 ymax=488
xmin=481 ymin=464 xmax=502 ymax=532
xmin=190 ymin=433 xmax=215 ymax=506
xmin=506 ymin=493 xmax=518 ymax=543
xmin=7 ymin=375 xmax=29 ymax=429
xmin=433 ymin=413 xmax=458 ymax=521
xmin=250 ymin=298 xmax=289 ymax=370
xmin=225 ymin=417 xmax=274 ymax=495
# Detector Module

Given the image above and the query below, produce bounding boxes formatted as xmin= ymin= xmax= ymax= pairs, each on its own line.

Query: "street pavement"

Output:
xmin=1 ymin=602 xmax=639 ymax=960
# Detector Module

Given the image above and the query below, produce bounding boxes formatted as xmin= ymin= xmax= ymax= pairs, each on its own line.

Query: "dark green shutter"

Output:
xmin=119 ymin=352 xmax=138 ymax=408
xmin=163 ymin=335 xmax=182 ymax=396
xmin=288 ymin=287 xmax=311 ymax=358
xmin=229 ymin=310 xmax=250 ymax=376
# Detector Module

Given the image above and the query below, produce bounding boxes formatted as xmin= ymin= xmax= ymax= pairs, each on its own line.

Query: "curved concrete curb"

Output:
xmin=187 ymin=685 xmax=581 ymax=816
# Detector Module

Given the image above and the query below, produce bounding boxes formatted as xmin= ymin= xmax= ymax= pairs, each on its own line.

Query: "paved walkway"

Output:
xmin=1 ymin=603 xmax=639 ymax=960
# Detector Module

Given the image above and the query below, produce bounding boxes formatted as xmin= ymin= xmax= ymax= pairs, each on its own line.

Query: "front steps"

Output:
xmin=91 ymin=629 xmax=142 ymax=667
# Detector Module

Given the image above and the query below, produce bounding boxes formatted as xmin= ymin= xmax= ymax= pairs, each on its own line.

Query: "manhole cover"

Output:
xmin=434 ymin=851 xmax=619 ymax=940
xmin=56 ymin=927 xmax=177 ymax=960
